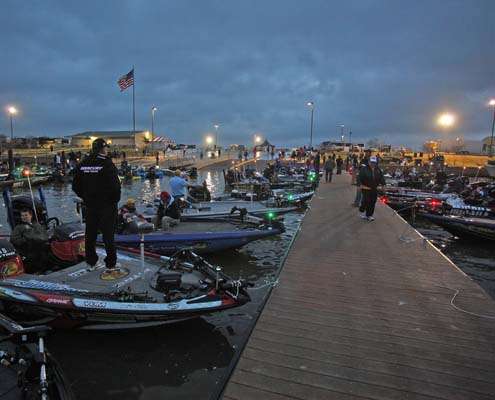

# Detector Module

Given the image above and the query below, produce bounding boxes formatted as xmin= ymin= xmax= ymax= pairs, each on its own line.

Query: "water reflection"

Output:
xmin=50 ymin=319 xmax=234 ymax=400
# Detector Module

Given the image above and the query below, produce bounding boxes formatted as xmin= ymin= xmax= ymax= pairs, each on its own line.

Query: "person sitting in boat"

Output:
xmin=10 ymin=208 xmax=49 ymax=273
xmin=117 ymin=198 xmax=147 ymax=233
xmin=156 ymin=191 xmax=181 ymax=227
xmin=169 ymin=169 xmax=191 ymax=201
xmin=146 ymin=166 xmax=158 ymax=180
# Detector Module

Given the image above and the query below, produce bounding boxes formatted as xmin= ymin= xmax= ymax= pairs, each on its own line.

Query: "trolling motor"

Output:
xmin=230 ymin=206 xmax=248 ymax=222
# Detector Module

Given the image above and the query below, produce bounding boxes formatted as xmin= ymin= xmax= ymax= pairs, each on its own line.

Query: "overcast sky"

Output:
xmin=1 ymin=0 xmax=494 ymax=148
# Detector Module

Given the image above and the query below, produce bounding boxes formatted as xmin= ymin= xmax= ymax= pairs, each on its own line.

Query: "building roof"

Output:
xmin=71 ymin=130 xmax=147 ymax=138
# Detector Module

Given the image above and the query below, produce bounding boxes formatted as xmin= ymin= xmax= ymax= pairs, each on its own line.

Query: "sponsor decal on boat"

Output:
xmin=115 ymin=273 xmax=142 ymax=288
xmin=4 ymin=279 xmax=90 ymax=293
xmin=34 ymin=293 xmax=73 ymax=306
xmin=0 ymin=286 xmax=37 ymax=303
xmin=72 ymin=297 xmax=223 ymax=312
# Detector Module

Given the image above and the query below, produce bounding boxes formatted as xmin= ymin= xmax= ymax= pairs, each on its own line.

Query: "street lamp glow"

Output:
xmin=437 ymin=113 xmax=456 ymax=128
xmin=306 ymin=101 xmax=314 ymax=108
xmin=152 ymin=106 xmax=158 ymax=112
xmin=206 ymin=136 xmax=214 ymax=144
xmin=489 ymin=99 xmax=495 ymax=107
xmin=213 ymin=124 xmax=219 ymax=130
xmin=7 ymin=106 xmax=17 ymax=115
xmin=254 ymin=135 xmax=262 ymax=143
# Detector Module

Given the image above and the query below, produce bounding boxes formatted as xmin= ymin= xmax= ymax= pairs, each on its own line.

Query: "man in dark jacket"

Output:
xmin=358 ymin=156 xmax=385 ymax=221
xmin=11 ymin=208 xmax=49 ymax=273
xmin=72 ymin=139 xmax=121 ymax=270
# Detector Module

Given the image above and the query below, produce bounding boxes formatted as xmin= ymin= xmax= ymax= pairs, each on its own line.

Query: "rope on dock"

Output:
xmin=439 ymin=286 xmax=495 ymax=320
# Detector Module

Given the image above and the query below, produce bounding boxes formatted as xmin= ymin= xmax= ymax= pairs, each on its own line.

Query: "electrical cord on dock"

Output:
xmin=438 ymin=286 xmax=495 ymax=320
xmin=248 ymin=278 xmax=279 ymax=291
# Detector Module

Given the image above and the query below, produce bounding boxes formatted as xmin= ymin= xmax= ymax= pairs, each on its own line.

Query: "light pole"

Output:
xmin=340 ymin=124 xmax=345 ymax=144
xmin=214 ymin=124 xmax=220 ymax=152
xmin=349 ymin=130 xmax=352 ymax=151
xmin=306 ymin=101 xmax=314 ymax=149
xmin=7 ymin=106 xmax=17 ymax=141
xmin=488 ymin=99 xmax=495 ymax=157
xmin=151 ymin=106 xmax=157 ymax=152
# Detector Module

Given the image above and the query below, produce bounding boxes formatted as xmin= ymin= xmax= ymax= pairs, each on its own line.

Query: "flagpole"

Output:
xmin=132 ymin=66 xmax=136 ymax=133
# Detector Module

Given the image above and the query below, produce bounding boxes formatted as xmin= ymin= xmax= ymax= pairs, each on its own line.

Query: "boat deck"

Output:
xmin=221 ymin=173 xmax=495 ymax=400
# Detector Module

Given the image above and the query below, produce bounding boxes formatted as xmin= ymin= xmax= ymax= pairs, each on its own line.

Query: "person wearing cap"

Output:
xmin=358 ymin=155 xmax=385 ymax=221
xmin=117 ymin=198 xmax=137 ymax=233
xmin=72 ymin=138 xmax=121 ymax=270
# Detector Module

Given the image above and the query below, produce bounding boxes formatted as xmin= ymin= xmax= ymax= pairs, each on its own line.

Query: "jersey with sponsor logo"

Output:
xmin=72 ymin=153 xmax=121 ymax=207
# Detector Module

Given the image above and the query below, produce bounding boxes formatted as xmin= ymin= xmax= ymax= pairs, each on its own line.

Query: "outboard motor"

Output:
xmin=0 ymin=240 xmax=24 ymax=278
xmin=123 ymin=215 xmax=155 ymax=234
xmin=49 ymin=223 xmax=85 ymax=268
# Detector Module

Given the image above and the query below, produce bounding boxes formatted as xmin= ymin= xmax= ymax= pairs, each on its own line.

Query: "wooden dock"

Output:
xmin=221 ymin=173 xmax=495 ymax=400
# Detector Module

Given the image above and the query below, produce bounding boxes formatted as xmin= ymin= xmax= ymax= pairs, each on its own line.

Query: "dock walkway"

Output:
xmin=222 ymin=173 xmax=495 ymax=400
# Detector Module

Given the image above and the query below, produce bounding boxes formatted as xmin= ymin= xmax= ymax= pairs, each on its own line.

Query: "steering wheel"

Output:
xmin=45 ymin=217 xmax=60 ymax=229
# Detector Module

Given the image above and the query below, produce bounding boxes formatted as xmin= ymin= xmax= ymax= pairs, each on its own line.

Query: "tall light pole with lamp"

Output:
xmin=151 ymin=106 xmax=157 ymax=152
xmin=339 ymin=124 xmax=345 ymax=144
xmin=7 ymin=106 xmax=17 ymax=141
xmin=306 ymin=101 xmax=314 ymax=149
xmin=488 ymin=99 xmax=495 ymax=157
xmin=214 ymin=124 xmax=220 ymax=154
xmin=253 ymin=134 xmax=262 ymax=159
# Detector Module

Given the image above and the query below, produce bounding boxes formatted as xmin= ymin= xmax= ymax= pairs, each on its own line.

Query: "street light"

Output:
xmin=338 ymin=124 xmax=345 ymax=144
xmin=254 ymin=134 xmax=262 ymax=144
xmin=437 ymin=113 xmax=456 ymax=128
xmin=436 ymin=112 xmax=456 ymax=153
xmin=213 ymin=124 xmax=220 ymax=149
xmin=488 ymin=99 xmax=495 ymax=157
xmin=151 ymin=106 xmax=158 ymax=151
xmin=206 ymin=135 xmax=214 ymax=145
xmin=306 ymin=101 xmax=314 ymax=149
xmin=7 ymin=106 xmax=17 ymax=140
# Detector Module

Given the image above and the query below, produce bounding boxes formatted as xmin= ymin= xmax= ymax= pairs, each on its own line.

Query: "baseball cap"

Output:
xmin=92 ymin=138 xmax=110 ymax=153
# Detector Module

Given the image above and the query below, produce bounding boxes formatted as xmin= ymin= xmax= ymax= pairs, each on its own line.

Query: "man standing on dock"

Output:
xmin=72 ymin=138 xmax=121 ymax=271
xmin=358 ymin=156 xmax=385 ymax=221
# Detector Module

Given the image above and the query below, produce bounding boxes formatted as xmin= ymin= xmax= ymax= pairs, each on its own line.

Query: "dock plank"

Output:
xmin=222 ymin=174 xmax=495 ymax=399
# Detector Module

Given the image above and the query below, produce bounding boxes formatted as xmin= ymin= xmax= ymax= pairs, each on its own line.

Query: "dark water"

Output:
xmin=410 ymin=218 xmax=495 ymax=299
xmin=0 ymin=163 xmax=302 ymax=400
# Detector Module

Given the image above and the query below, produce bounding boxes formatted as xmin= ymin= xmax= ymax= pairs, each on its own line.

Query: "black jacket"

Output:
xmin=358 ymin=165 xmax=385 ymax=191
xmin=72 ymin=153 xmax=121 ymax=208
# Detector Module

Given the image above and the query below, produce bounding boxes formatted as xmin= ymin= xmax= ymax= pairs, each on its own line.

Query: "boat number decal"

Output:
xmin=0 ymin=247 xmax=16 ymax=258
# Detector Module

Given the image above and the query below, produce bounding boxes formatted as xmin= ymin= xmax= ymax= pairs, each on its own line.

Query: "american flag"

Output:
xmin=117 ymin=69 xmax=134 ymax=91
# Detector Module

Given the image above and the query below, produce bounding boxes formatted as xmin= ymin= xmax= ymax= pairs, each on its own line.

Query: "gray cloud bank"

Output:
xmin=1 ymin=0 xmax=494 ymax=148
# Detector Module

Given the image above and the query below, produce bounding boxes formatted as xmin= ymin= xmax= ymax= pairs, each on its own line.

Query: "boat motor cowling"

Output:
xmin=0 ymin=239 xmax=24 ymax=278
xmin=49 ymin=223 xmax=85 ymax=267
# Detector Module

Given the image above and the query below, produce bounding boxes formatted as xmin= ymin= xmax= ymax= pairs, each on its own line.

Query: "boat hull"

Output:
xmin=420 ymin=213 xmax=495 ymax=241
xmin=110 ymin=228 xmax=281 ymax=255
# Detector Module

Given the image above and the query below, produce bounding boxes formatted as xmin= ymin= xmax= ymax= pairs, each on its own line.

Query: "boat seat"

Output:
xmin=180 ymin=270 xmax=204 ymax=289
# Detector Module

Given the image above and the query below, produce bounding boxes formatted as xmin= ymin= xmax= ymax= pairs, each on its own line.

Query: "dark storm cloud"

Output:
xmin=1 ymin=0 xmax=494 ymax=147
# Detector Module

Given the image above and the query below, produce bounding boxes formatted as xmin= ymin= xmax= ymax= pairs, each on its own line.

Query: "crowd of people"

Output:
xmin=300 ymin=148 xmax=385 ymax=222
